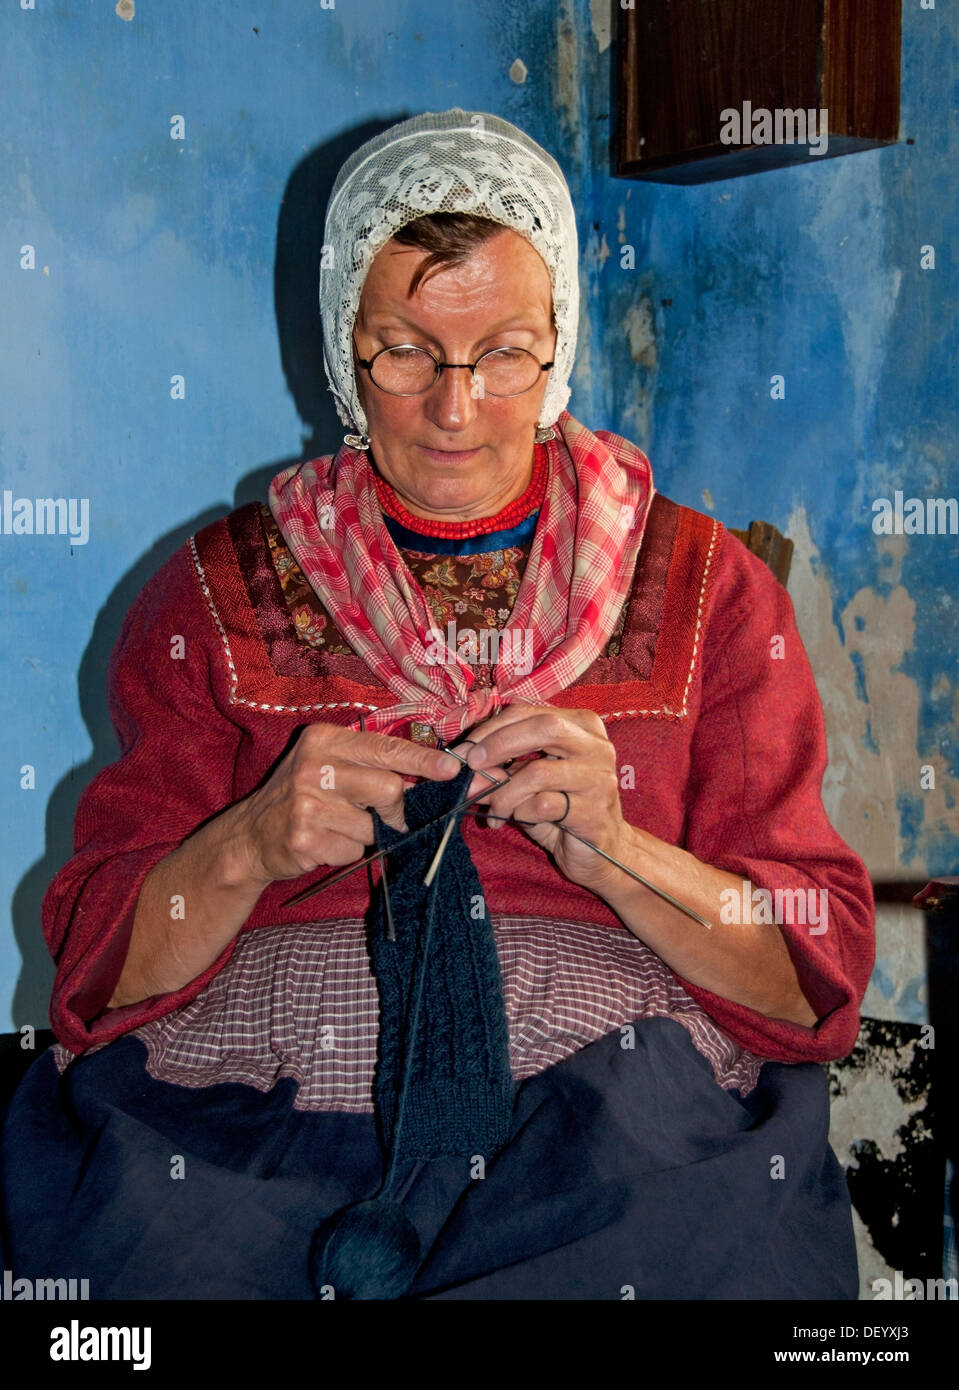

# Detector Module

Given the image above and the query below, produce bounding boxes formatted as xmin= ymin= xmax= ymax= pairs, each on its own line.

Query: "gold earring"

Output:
xmin=534 ymin=424 xmax=556 ymax=443
xmin=344 ymin=432 xmax=370 ymax=450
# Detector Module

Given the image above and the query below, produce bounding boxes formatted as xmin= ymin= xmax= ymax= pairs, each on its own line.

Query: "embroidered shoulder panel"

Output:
xmin=554 ymin=493 xmax=722 ymax=722
xmin=189 ymin=496 xmax=721 ymax=723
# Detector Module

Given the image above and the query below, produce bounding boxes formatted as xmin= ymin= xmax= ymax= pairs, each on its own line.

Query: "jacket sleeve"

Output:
xmin=675 ymin=530 xmax=876 ymax=1064
xmin=43 ymin=542 xmax=246 ymax=1054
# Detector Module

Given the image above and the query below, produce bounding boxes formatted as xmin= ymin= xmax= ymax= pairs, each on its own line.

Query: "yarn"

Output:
xmin=369 ymin=762 xmax=515 ymax=1161
xmin=308 ymin=762 xmax=515 ymax=1299
xmin=309 ymin=1199 xmax=421 ymax=1302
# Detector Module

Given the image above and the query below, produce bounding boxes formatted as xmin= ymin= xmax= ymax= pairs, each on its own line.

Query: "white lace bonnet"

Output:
xmin=319 ymin=107 xmax=579 ymax=437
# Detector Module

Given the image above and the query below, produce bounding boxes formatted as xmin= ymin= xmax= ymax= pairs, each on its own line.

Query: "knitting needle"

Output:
xmin=423 ymin=814 xmax=457 ymax=888
xmin=435 ymin=743 xmax=712 ymax=931
xmin=359 ymin=711 xmax=396 ymax=941
xmin=283 ymin=739 xmax=712 ymax=930
xmin=281 ymin=777 xmax=505 ymax=907
xmin=420 ymin=737 xmax=509 ymax=887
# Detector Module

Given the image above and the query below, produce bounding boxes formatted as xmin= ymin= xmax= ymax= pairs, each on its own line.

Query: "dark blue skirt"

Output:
xmin=0 ymin=1016 xmax=857 ymax=1299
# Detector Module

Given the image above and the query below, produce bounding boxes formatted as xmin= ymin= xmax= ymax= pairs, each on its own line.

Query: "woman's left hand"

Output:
xmin=461 ymin=702 xmax=631 ymax=895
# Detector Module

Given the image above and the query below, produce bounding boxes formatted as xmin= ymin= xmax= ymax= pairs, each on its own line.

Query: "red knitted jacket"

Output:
xmin=43 ymin=493 xmax=875 ymax=1062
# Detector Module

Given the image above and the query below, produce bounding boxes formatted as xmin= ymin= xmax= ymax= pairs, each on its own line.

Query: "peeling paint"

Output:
xmin=589 ymin=0 xmax=612 ymax=54
xmin=590 ymin=231 xmax=611 ymax=271
xmin=830 ymin=1037 xmax=922 ymax=1168
xmin=786 ymin=506 xmax=959 ymax=1023
xmin=851 ymin=1208 xmax=898 ymax=1293
xmin=827 ymin=1022 xmax=940 ymax=1285
xmin=788 ymin=505 xmax=959 ymax=882
xmin=554 ymin=0 xmax=581 ymax=143
xmin=509 ymin=58 xmax=528 ymax=85
xmin=115 ymin=0 xmax=135 ymax=19
xmin=622 ymin=297 xmax=657 ymax=368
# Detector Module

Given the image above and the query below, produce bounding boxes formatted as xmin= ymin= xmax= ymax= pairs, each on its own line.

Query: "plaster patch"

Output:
xmin=861 ymin=906 xmax=928 ymax=1025
xmin=509 ymin=58 xmax=528 ymax=85
xmin=851 ymin=1207 xmax=898 ymax=1296
xmin=875 ymin=531 xmax=907 ymax=587
xmin=622 ymin=297 xmax=657 ymax=368
xmin=786 ymin=505 xmax=959 ymax=1022
xmin=591 ymin=232 xmax=611 ymax=271
xmin=828 ymin=1040 xmax=922 ymax=1168
xmin=590 ymin=0 xmax=612 ymax=53
xmin=554 ymin=0 xmax=581 ymax=140
xmin=786 ymin=504 xmax=957 ymax=876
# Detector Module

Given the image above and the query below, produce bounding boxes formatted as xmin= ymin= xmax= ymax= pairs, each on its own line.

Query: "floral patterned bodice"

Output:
xmin=261 ymin=502 xmax=626 ymax=688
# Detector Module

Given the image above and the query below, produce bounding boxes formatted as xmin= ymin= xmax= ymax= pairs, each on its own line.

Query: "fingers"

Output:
xmin=464 ymin=705 xmax=606 ymax=773
xmin=238 ymin=786 xmax=376 ymax=884
xmin=470 ymin=754 xmax=614 ymax=827
xmin=292 ymin=724 xmax=474 ymax=832
xmin=292 ymin=757 xmax=407 ymax=829
xmin=283 ymin=794 xmax=376 ymax=867
xmin=298 ymin=723 xmax=462 ymax=783
xmin=247 ymin=721 xmax=473 ymax=884
xmin=464 ymin=717 xmax=608 ymax=795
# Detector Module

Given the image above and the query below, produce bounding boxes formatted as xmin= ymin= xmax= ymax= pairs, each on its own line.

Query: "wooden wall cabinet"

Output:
xmin=616 ymin=0 xmax=902 ymax=184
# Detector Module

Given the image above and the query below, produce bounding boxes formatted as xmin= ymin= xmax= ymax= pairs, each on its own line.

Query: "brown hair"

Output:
xmin=391 ymin=212 xmax=555 ymax=328
xmin=391 ymin=212 xmax=503 ymax=297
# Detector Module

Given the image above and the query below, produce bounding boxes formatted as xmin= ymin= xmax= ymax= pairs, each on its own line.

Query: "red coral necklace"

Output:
xmin=373 ymin=443 xmax=548 ymax=539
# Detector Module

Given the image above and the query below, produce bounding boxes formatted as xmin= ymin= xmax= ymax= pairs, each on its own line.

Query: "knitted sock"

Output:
xmin=367 ymin=763 xmax=516 ymax=1163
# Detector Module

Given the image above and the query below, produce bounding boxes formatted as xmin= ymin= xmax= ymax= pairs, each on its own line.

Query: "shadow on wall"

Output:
xmin=10 ymin=116 xmax=407 ymax=1029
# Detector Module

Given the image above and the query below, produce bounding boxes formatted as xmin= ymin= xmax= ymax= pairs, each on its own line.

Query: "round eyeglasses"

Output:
xmin=355 ymin=343 xmax=554 ymax=398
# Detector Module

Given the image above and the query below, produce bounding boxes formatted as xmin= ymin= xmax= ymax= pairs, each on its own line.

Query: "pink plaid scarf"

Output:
xmin=268 ymin=411 xmax=654 ymax=743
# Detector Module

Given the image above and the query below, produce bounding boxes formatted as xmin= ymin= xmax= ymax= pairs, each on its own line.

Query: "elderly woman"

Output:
xmin=1 ymin=109 xmax=873 ymax=1300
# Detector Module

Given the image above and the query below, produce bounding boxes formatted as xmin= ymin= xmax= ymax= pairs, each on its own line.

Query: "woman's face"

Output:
xmin=353 ymin=227 xmax=556 ymax=522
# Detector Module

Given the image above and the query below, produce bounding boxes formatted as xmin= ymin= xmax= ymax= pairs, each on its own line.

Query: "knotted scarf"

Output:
xmin=268 ymin=411 xmax=654 ymax=744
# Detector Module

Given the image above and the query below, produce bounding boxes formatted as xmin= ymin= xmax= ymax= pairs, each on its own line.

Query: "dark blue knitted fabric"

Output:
xmin=367 ymin=763 xmax=516 ymax=1162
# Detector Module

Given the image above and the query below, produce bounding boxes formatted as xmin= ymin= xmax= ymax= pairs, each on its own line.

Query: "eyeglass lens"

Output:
xmin=369 ymin=346 xmax=544 ymax=397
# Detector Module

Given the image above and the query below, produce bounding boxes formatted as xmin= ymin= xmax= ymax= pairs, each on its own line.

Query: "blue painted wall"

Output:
xmin=2 ymin=0 xmax=956 ymax=1029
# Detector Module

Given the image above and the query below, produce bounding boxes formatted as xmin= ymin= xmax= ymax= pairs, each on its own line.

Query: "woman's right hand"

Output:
xmin=230 ymin=722 xmax=462 ymax=887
